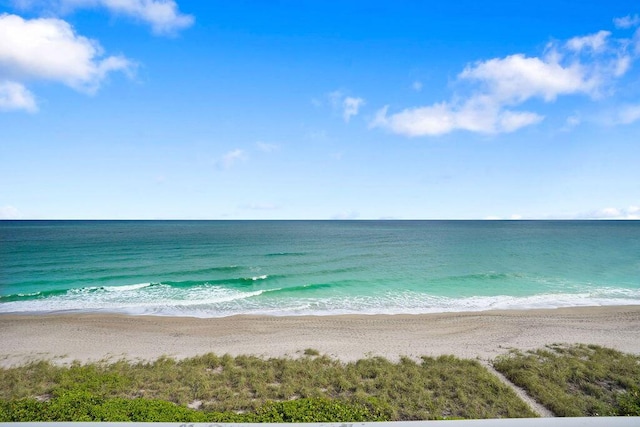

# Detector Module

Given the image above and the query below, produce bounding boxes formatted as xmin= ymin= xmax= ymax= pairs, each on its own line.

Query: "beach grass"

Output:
xmin=493 ymin=343 xmax=640 ymax=416
xmin=0 ymin=350 xmax=535 ymax=421
xmin=5 ymin=344 xmax=639 ymax=422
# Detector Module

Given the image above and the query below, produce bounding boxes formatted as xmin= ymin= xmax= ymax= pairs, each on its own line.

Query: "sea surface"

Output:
xmin=1 ymin=220 xmax=639 ymax=317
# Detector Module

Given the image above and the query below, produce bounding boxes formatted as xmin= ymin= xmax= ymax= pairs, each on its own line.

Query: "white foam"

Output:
xmin=0 ymin=283 xmax=266 ymax=316
xmin=103 ymin=283 xmax=153 ymax=292
xmin=1 ymin=283 xmax=639 ymax=318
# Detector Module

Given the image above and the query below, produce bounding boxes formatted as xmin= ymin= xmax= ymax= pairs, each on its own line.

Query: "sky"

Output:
xmin=1 ymin=0 xmax=639 ymax=220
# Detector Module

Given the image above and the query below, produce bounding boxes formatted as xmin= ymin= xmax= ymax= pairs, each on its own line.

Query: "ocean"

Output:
xmin=1 ymin=220 xmax=639 ymax=317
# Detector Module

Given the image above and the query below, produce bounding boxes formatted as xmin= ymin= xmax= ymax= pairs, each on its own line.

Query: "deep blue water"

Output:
xmin=1 ymin=220 xmax=639 ymax=317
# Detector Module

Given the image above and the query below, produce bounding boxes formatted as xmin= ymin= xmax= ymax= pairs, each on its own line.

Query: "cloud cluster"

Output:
xmin=486 ymin=206 xmax=640 ymax=220
xmin=1 ymin=1 xmax=191 ymax=112
xmin=13 ymin=0 xmax=194 ymax=35
xmin=1 ymin=14 xmax=133 ymax=90
xmin=0 ymin=13 xmax=134 ymax=111
xmin=577 ymin=206 xmax=640 ymax=220
xmin=372 ymin=24 xmax=639 ymax=136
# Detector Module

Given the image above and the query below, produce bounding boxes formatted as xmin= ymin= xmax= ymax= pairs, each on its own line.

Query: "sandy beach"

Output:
xmin=1 ymin=305 xmax=640 ymax=367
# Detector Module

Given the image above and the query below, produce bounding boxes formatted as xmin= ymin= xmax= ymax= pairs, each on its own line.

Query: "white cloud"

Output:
xmin=342 ymin=96 xmax=364 ymax=122
xmin=484 ymin=214 xmax=525 ymax=220
xmin=495 ymin=111 xmax=543 ymax=133
xmin=78 ymin=0 xmax=194 ymax=35
xmin=372 ymin=104 xmax=453 ymax=136
xmin=614 ymin=104 xmax=640 ymax=124
xmin=0 ymin=80 xmax=37 ymax=112
xmin=372 ymin=28 xmax=637 ymax=137
xmin=488 ymin=206 xmax=640 ymax=220
xmin=566 ymin=30 xmax=611 ymax=53
xmin=326 ymin=90 xmax=365 ymax=123
xmin=614 ymin=55 xmax=632 ymax=77
xmin=0 ymin=14 xmax=133 ymax=95
xmin=497 ymin=110 xmax=544 ymax=132
xmin=12 ymin=0 xmax=194 ymax=35
xmin=579 ymin=206 xmax=640 ymax=220
xmin=371 ymin=98 xmax=542 ymax=137
xmin=412 ymin=81 xmax=423 ymax=92
xmin=0 ymin=205 xmax=22 ymax=219
xmin=460 ymin=53 xmax=597 ymax=102
xmin=614 ymin=14 xmax=640 ymax=29
xmin=217 ymin=149 xmax=246 ymax=169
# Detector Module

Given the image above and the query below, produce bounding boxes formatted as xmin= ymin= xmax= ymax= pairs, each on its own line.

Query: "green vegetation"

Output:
xmin=8 ymin=344 xmax=639 ymax=422
xmin=0 ymin=393 xmax=386 ymax=422
xmin=493 ymin=344 xmax=640 ymax=417
xmin=0 ymin=352 xmax=534 ymax=421
xmin=303 ymin=348 xmax=321 ymax=356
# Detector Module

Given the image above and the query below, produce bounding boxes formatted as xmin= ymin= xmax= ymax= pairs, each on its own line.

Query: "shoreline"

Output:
xmin=2 ymin=305 xmax=640 ymax=367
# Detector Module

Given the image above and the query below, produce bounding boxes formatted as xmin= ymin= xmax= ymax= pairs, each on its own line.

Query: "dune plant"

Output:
xmin=493 ymin=343 xmax=640 ymax=417
xmin=1 ymin=350 xmax=536 ymax=421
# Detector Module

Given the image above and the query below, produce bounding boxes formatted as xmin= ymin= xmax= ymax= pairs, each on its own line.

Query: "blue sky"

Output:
xmin=1 ymin=0 xmax=639 ymax=220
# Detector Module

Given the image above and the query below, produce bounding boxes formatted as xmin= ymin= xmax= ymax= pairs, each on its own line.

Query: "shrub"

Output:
xmin=616 ymin=387 xmax=640 ymax=416
xmin=493 ymin=344 xmax=640 ymax=417
xmin=0 ymin=394 xmax=390 ymax=422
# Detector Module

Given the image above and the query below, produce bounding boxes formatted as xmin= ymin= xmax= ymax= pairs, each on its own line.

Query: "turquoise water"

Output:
xmin=1 ymin=220 xmax=639 ymax=317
